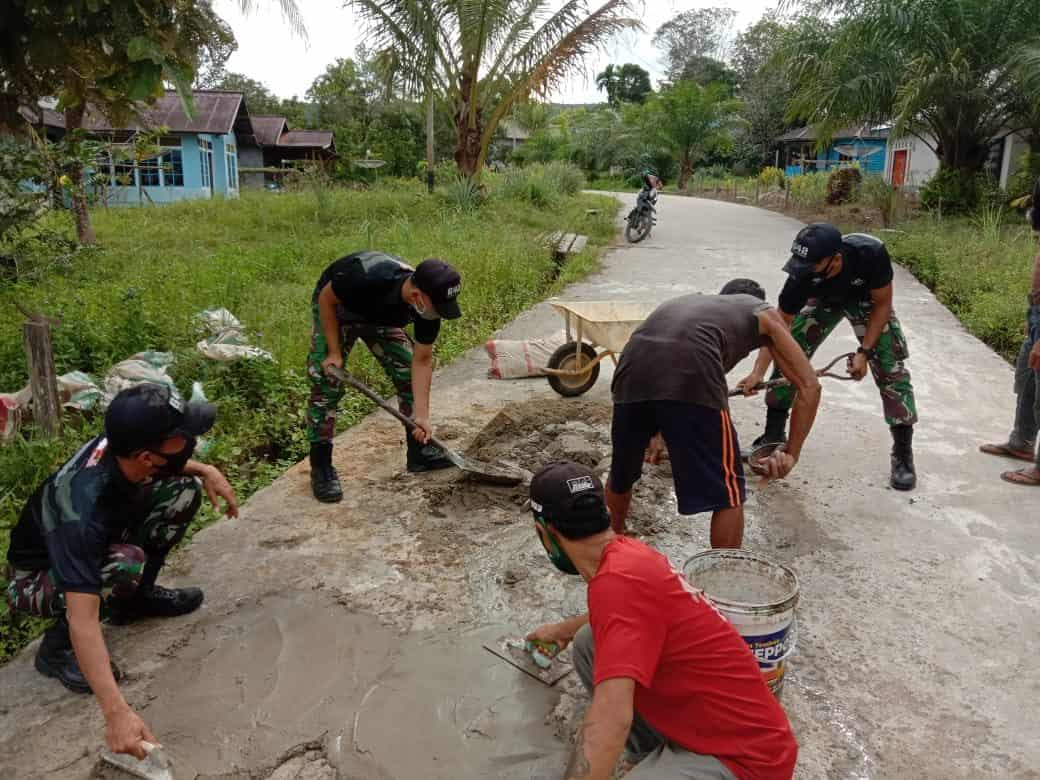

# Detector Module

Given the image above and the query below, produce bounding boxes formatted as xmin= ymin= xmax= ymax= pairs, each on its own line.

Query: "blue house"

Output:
xmin=22 ymin=91 xmax=335 ymax=205
xmin=778 ymin=124 xmax=890 ymax=178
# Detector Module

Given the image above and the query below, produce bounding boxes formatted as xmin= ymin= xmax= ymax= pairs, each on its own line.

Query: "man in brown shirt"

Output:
xmin=607 ymin=279 xmax=822 ymax=547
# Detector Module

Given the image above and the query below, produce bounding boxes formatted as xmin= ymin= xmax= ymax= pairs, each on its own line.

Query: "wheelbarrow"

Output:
xmin=544 ymin=301 xmax=658 ymax=397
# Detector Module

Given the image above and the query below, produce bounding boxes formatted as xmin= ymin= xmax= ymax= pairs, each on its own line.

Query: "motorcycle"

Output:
xmin=625 ymin=175 xmax=660 ymax=243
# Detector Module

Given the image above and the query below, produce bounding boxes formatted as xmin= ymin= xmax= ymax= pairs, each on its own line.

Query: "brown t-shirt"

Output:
xmin=612 ymin=294 xmax=771 ymax=409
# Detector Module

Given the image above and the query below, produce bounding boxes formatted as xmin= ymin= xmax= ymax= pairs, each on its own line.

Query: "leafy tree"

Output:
xmin=306 ymin=58 xmax=375 ymax=126
xmin=780 ymin=0 xmax=1040 ymax=182
xmin=350 ymin=0 xmax=639 ymax=179
xmin=675 ymin=55 xmax=738 ymax=94
xmin=653 ymin=7 xmax=737 ymax=83
xmin=209 ymin=72 xmax=283 ymax=114
xmin=642 ymin=81 xmax=742 ymax=190
xmin=596 ymin=63 xmax=652 ymax=106
xmin=731 ymin=14 xmax=792 ymax=170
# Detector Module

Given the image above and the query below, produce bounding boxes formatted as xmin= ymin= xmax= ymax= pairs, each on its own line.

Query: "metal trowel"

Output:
xmin=100 ymin=741 xmax=174 ymax=780
xmin=483 ymin=635 xmax=573 ymax=686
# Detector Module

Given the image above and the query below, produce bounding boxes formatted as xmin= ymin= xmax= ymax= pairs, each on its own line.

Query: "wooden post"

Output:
xmin=732 ymin=179 xmax=737 ymax=200
xmin=755 ymin=179 xmax=761 ymax=203
xmin=784 ymin=183 xmax=790 ymax=210
xmin=23 ymin=319 xmax=61 ymax=437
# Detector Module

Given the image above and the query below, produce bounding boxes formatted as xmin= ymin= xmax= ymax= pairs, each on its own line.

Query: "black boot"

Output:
xmin=109 ymin=557 xmax=204 ymax=623
xmin=750 ymin=408 xmax=789 ymax=450
xmin=406 ymin=436 xmax=455 ymax=473
xmin=310 ymin=441 xmax=343 ymax=503
xmin=890 ymin=425 xmax=917 ymax=491
xmin=34 ymin=616 xmax=122 ymax=693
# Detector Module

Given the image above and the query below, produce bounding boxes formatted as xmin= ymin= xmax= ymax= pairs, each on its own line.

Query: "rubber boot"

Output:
xmin=34 ymin=616 xmax=111 ymax=693
xmin=109 ymin=557 xmax=204 ymax=624
xmin=890 ymin=425 xmax=917 ymax=491
xmin=406 ymin=435 xmax=454 ymax=473
xmin=750 ymin=408 xmax=789 ymax=451
xmin=310 ymin=441 xmax=343 ymax=503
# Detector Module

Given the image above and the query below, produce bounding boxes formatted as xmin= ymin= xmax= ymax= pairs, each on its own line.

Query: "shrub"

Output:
xmin=788 ymin=172 xmax=829 ymax=210
xmin=442 ymin=176 xmax=484 ymax=211
xmin=759 ymin=166 xmax=785 ymax=190
xmin=494 ymin=162 xmax=585 ymax=206
xmin=920 ymin=168 xmax=1005 ymax=214
xmin=1008 ymin=152 xmax=1040 ymax=202
xmin=857 ymin=174 xmax=905 ymax=227
xmin=827 ymin=166 xmax=863 ymax=205
xmin=541 ymin=160 xmax=586 ymax=196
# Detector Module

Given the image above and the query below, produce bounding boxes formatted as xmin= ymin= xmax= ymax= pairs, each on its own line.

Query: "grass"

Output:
xmin=884 ymin=215 xmax=1037 ymax=361
xmin=0 ymin=177 xmax=619 ymax=662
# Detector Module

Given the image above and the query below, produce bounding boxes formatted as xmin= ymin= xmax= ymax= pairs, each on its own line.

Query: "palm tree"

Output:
xmin=779 ymin=0 xmax=1040 ymax=176
xmin=350 ymin=0 xmax=640 ymax=179
xmin=596 ymin=64 xmax=621 ymax=105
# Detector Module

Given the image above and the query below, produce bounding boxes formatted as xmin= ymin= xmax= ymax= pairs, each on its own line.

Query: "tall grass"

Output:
xmin=0 ymin=181 xmax=617 ymax=662
xmin=492 ymin=162 xmax=587 ymax=207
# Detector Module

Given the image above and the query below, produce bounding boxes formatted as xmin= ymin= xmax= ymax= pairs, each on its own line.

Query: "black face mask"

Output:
xmin=148 ymin=435 xmax=196 ymax=477
xmin=810 ymin=256 xmax=838 ymax=285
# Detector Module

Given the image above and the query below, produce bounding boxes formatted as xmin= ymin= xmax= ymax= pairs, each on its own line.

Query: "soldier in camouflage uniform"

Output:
xmin=4 ymin=384 xmax=238 ymax=760
xmin=739 ymin=223 xmax=919 ymax=490
xmin=308 ymin=251 xmax=463 ymax=503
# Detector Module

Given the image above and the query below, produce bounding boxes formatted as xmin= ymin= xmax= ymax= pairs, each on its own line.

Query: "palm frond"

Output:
xmin=237 ymin=0 xmax=308 ymax=41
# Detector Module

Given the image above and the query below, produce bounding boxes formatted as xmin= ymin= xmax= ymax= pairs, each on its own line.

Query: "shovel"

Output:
xmin=326 ymin=365 xmax=525 ymax=486
xmin=100 ymin=741 xmax=174 ymax=780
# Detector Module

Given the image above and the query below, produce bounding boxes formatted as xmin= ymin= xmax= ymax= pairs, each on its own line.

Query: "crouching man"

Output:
xmin=4 ymin=383 xmax=238 ymax=758
xmin=526 ymin=462 xmax=797 ymax=779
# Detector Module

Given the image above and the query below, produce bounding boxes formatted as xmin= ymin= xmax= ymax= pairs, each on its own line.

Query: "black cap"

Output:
xmin=783 ymin=223 xmax=843 ymax=279
xmin=105 ymin=383 xmax=216 ymax=455
xmin=413 ymin=258 xmax=462 ymax=320
xmin=530 ymin=462 xmax=610 ymax=539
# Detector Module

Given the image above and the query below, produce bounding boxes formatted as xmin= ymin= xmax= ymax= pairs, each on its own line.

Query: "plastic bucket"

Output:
xmin=683 ymin=549 xmax=799 ymax=697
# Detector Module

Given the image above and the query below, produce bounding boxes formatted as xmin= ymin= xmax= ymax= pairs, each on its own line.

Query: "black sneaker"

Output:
xmin=407 ymin=439 xmax=455 ymax=473
xmin=110 ymin=585 xmax=204 ymax=623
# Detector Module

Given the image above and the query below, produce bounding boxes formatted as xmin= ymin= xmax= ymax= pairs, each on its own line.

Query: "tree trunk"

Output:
xmin=677 ymin=152 xmax=693 ymax=191
xmin=64 ymin=105 xmax=96 ymax=246
xmin=425 ymin=87 xmax=436 ymax=194
xmin=453 ymin=73 xmax=482 ymax=179
xmin=0 ymin=92 xmax=27 ymax=137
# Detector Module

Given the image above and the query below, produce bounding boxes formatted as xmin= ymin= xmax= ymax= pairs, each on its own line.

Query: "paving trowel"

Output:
xmin=326 ymin=365 xmax=525 ymax=486
xmin=100 ymin=741 xmax=174 ymax=780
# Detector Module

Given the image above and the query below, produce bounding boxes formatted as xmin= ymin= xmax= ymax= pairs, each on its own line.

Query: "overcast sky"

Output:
xmin=213 ymin=0 xmax=781 ymax=103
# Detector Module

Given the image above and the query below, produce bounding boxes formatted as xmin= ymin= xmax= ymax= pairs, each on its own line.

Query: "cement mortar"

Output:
xmin=1 ymin=194 xmax=1037 ymax=779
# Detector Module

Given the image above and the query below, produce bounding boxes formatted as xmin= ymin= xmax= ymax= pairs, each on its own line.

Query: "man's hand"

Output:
xmin=849 ymin=351 xmax=869 ymax=381
xmin=321 ymin=353 xmax=344 ymax=376
xmin=752 ymin=447 xmax=797 ymax=485
xmin=526 ymin=621 xmax=578 ymax=651
xmin=736 ymin=370 xmax=766 ymax=397
xmin=1030 ymin=340 xmax=1040 ymax=370
xmin=105 ymin=705 xmax=158 ymax=759
xmin=643 ymin=433 xmax=668 ymax=465
xmin=411 ymin=416 xmax=433 ymax=445
xmin=200 ymin=465 xmax=239 ymax=518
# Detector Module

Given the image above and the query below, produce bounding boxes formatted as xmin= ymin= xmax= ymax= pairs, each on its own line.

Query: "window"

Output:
xmin=225 ymin=142 xmax=238 ymax=190
xmin=139 ymin=155 xmax=161 ymax=187
xmin=199 ymin=139 xmax=213 ymax=189
xmin=161 ymin=149 xmax=184 ymax=187
xmin=113 ymin=158 xmax=136 ymax=187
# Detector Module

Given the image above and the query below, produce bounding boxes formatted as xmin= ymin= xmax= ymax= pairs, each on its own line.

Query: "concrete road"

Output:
xmin=1 ymin=194 xmax=1037 ymax=779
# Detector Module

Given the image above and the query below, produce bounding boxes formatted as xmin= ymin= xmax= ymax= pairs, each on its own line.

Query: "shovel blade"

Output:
xmin=100 ymin=748 xmax=175 ymax=780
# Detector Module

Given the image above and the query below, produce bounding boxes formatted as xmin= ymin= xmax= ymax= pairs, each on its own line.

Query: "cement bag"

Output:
xmin=195 ymin=308 xmax=273 ymax=362
xmin=58 ymin=371 xmax=102 ymax=411
xmin=485 ymin=338 xmax=562 ymax=379
xmin=103 ymin=351 xmax=178 ymax=405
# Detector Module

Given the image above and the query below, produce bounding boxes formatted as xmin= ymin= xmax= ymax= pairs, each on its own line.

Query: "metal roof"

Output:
xmin=250 ymin=115 xmax=289 ymax=146
xmin=280 ymin=130 xmax=334 ymax=148
xmin=776 ymin=124 xmax=890 ymax=143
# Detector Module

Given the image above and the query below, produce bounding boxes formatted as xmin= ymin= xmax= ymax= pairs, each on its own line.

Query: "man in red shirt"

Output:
xmin=527 ymin=462 xmax=797 ymax=779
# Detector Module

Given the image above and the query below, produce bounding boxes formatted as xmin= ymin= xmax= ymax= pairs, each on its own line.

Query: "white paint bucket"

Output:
xmin=683 ymin=549 xmax=799 ymax=697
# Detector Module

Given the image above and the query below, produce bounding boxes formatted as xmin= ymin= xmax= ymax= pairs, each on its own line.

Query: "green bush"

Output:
xmin=920 ymin=168 xmax=1006 ymax=214
xmin=493 ymin=162 xmax=586 ymax=207
xmin=1008 ymin=152 xmax=1040 ymax=202
xmin=827 ymin=167 xmax=863 ymax=205
xmin=789 ymin=172 xmax=829 ymax=210
xmin=759 ymin=166 xmax=785 ymax=190
xmin=857 ymin=174 xmax=904 ymax=227
xmin=442 ymin=176 xmax=484 ymax=211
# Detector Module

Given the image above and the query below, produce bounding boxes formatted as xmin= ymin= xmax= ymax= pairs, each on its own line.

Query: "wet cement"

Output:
xmin=1 ymin=194 xmax=1038 ymax=778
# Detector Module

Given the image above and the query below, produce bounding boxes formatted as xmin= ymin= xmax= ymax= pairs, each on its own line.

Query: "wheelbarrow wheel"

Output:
xmin=547 ymin=342 xmax=600 ymax=397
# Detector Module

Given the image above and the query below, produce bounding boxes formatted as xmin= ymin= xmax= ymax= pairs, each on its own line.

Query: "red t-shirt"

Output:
xmin=588 ymin=537 xmax=798 ymax=779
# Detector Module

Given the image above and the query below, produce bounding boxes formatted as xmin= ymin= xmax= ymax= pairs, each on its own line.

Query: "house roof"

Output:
xmin=776 ymin=124 xmax=890 ymax=143
xmin=250 ymin=115 xmax=289 ymax=146
xmin=280 ymin=130 xmax=334 ymax=149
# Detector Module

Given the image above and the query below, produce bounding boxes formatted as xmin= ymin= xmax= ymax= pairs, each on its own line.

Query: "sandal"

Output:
xmin=980 ymin=442 xmax=1035 ymax=462
xmin=1001 ymin=468 xmax=1040 ymax=486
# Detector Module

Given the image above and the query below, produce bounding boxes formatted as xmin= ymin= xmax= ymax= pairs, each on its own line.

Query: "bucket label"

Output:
xmin=743 ymin=627 xmax=793 ymax=667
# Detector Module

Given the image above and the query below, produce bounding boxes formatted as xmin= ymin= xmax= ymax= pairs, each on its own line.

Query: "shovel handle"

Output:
xmin=325 ymin=364 xmax=447 ymax=450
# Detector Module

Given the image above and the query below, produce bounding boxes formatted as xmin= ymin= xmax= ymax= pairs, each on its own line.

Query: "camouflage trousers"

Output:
xmin=306 ymin=301 xmax=415 ymax=444
xmin=767 ymin=298 xmax=919 ymax=427
xmin=6 ymin=476 xmax=202 ymax=618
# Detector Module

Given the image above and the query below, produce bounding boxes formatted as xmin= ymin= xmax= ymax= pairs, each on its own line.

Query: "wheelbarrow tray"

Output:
xmin=550 ymin=301 xmax=657 ymax=353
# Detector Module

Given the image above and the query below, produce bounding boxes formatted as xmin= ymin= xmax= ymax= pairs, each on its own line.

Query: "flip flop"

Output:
xmin=1000 ymin=468 xmax=1040 ymax=486
xmin=979 ymin=442 xmax=1035 ymax=462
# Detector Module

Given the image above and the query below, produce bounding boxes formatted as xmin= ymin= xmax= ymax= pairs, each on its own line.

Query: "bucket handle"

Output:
xmin=756 ymin=616 xmax=798 ymax=667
